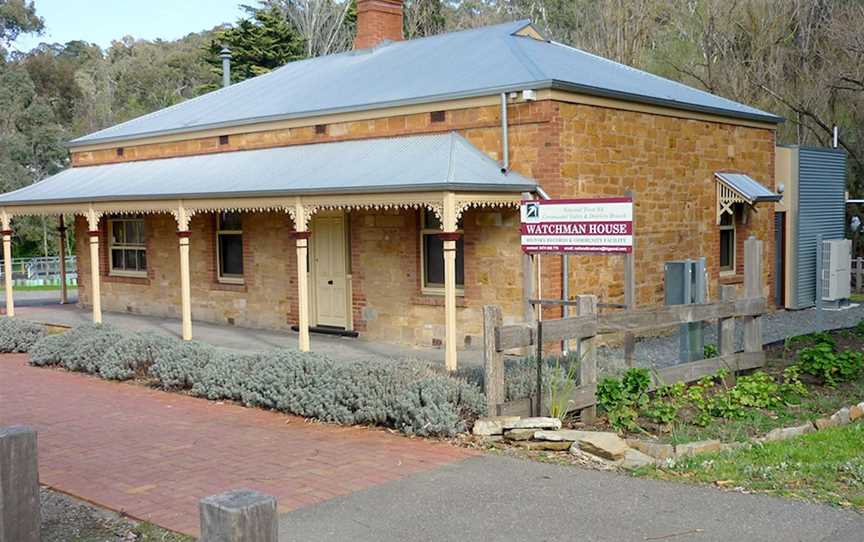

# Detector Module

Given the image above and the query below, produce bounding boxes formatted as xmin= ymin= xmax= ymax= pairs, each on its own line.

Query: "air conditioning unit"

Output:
xmin=822 ymin=239 xmax=851 ymax=301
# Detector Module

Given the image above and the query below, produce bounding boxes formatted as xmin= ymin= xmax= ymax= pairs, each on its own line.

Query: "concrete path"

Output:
xmin=3 ymin=353 xmax=862 ymax=541
xmin=0 ymin=354 xmax=473 ymax=535
xmin=11 ymin=302 xmax=484 ymax=366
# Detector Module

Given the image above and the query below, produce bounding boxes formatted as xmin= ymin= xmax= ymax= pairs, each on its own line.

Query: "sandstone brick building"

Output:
xmin=0 ymin=1 xmax=782 ymax=369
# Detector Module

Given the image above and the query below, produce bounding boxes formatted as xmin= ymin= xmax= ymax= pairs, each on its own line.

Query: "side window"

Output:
xmin=719 ymin=211 xmax=735 ymax=273
xmin=420 ymin=210 xmax=464 ymax=293
xmin=108 ymin=216 xmax=147 ymax=276
xmin=217 ymin=212 xmax=244 ymax=283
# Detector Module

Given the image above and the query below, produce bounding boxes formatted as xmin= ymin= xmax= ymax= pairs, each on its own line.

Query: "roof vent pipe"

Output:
xmin=220 ymin=47 xmax=232 ymax=88
xmin=500 ymin=92 xmax=509 ymax=173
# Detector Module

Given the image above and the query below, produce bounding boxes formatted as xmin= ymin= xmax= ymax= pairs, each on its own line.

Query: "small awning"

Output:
xmin=715 ymin=172 xmax=781 ymax=205
xmin=715 ymin=172 xmax=780 ymax=224
xmin=0 ymin=132 xmax=535 ymax=207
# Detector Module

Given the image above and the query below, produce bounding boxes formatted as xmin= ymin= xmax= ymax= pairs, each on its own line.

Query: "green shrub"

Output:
xmin=22 ymin=322 xmax=486 ymax=437
xmin=0 ymin=319 xmax=46 ymax=352
xmin=798 ymin=343 xmax=864 ymax=386
xmin=149 ymin=340 xmax=217 ymax=390
xmin=596 ymin=368 xmax=651 ymax=431
xmin=703 ymin=343 xmax=719 ymax=359
xmin=98 ymin=332 xmax=179 ymax=380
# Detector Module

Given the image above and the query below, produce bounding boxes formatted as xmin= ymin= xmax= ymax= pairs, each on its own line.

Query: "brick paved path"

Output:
xmin=0 ymin=354 xmax=475 ymax=535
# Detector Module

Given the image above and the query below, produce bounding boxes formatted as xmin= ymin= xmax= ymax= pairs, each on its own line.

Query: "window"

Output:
xmin=430 ymin=110 xmax=446 ymax=123
xmin=108 ymin=216 xmax=146 ymax=276
xmin=315 ymin=124 xmax=327 ymax=135
xmin=217 ymin=212 xmax=244 ymax=283
xmin=219 ymin=135 xmax=229 ymax=145
xmin=420 ymin=210 xmax=464 ymax=294
xmin=116 ymin=147 xmax=124 ymax=157
xmin=719 ymin=211 xmax=735 ymax=273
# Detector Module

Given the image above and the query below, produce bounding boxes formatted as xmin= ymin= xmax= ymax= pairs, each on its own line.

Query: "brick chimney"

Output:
xmin=354 ymin=0 xmax=403 ymax=49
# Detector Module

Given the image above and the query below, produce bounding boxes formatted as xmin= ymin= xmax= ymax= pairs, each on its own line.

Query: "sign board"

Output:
xmin=521 ymin=197 xmax=633 ymax=254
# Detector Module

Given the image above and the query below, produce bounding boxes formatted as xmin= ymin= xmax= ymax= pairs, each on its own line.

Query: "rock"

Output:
xmin=534 ymin=430 xmax=592 ymax=442
xmin=575 ymin=432 xmax=629 ymax=461
xmin=721 ymin=441 xmax=750 ymax=452
xmin=851 ymin=403 xmax=864 ymax=422
xmin=482 ymin=435 xmax=503 ymax=442
xmin=617 ymin=449 xmax=656 ymax=470
xmin=763 ymin=423 xmax=815 ymax=442
xmin=511 ymin=440 xmax=572 ymax=451
xmin=675 ymin=440 xmax=721 ymax=458
xmin=472 ymin=416 xmax=520 ymax=436
xmin=626 ymin=439 xmax=675 ymax=461
xmin=502 ymin=417 xmax=562 ymax=430
xmin=503 ymin=428 xmax=536 ymax=441
xmin=832 ymin=407 xmax=851 ymax=426
xmin=814 ymin=417 xmax=838 ymax=431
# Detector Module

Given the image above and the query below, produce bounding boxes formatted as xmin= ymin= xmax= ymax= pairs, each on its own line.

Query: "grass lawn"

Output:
xmin=12 ymin=284 xmax=77 ymax=292
xmin=638 ymin=422 xmax=864 ymax=509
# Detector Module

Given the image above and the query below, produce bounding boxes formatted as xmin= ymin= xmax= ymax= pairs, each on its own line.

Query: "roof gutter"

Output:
xmin=66 ymin=79 xmax=782 ymax=150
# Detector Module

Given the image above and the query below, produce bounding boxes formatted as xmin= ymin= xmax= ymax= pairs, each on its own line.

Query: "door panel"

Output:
xmin=312 ymin=214 xmax=348 ymax=327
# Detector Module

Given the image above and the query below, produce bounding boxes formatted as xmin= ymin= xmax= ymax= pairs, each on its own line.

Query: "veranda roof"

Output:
xmin=0 ymin=132 xmax=535 ymax=207
xmin=715 ymin=172 xmax=781 ymax=204
xmin=69 ymin=20 xmax=781 ymax=147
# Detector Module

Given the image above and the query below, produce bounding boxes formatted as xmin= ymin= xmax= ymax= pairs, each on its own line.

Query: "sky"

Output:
xmin=11 ymin=0 xmax=248 ymax=52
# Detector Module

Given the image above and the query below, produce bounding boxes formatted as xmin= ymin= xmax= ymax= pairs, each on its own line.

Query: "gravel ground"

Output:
xmin=40 ymin=488 xmax=190 ymax=542
xmin=597 ymin=304 xmax=864 ymax=373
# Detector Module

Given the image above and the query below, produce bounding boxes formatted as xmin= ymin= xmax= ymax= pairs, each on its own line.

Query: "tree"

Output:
xmin=263 ymin=0 xmax=355 ymax=57
xmin=206 ymin=5 xmax=307 ymax=86
xmin=0 ymin=0 xmax=43 ymax=59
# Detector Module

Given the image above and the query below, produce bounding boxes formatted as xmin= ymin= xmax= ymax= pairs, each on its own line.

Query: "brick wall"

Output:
xmin=72 ymin=97 xmax=777 ymax=350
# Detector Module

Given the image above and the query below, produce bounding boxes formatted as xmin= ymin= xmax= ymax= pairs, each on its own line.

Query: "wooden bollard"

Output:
xmin=199 ymin=489 xmax=277 ymax=542
xmin=0 ymin=426 xmax=40 ymax=542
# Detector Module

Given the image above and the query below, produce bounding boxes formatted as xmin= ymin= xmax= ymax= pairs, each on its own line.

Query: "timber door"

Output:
xmin=311 ymin=213 xmax=348 ymax=328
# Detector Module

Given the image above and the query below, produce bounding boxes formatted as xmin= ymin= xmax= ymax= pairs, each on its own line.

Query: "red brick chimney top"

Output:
xmin=354 ymin=0 xmax=404 ymax=50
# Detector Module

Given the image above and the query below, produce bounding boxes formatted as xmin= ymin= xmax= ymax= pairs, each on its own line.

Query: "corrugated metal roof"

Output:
xmin=0 ymin=132 xmax=535 ymax=206
xmin=715 ymin=172 xmax=780 ymax=203
xmin=69 ymin=20 xmax=781 ymax=147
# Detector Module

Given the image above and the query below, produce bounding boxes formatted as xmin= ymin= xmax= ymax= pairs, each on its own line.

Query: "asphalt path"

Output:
xmin=280 ymin=455 xmax=864 ymax=542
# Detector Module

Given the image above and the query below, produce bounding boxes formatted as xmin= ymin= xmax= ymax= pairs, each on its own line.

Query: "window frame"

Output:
xmin=216 ymin=212 xmax=245 ymax=284
xmin=419 ymin=210 xmax=465 ymax=296
xmin=107 ymin=215 xmax=147 ymax=278
xmin=719 ymin=210 xmax=736 ymax=274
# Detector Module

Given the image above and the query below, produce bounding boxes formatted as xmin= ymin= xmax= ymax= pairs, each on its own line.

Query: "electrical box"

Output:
xmin=665 ymin=258 xmax=707 ymax=363
xmin=822 ymin=239 xmax=851 ymax=302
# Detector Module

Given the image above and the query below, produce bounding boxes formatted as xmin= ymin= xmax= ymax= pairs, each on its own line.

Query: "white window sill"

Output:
xmin=109 ymin=271 xmax=148 ymax=278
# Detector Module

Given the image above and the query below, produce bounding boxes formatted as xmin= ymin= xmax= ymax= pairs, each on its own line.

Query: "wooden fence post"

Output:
xmin=199 ymin=490 xmax=277 ymax=542
xmin=576 ymin=295 xmax=598 ymax=423
xmin=855 ymin=257 xmax=863 ymax=293
xmin=482 ymin=305 xmax=505 ymax=417
xmin=718 ymin=284 xmax=737 ymax=385
xmin=743 ymin=236 xmax=763 ymax=353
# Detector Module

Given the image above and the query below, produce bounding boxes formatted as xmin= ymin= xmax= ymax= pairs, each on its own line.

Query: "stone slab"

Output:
xmin=814 ymin=417 xmax=839 ymax=431
xmin=675 ymin=440 xmax=721 ymax=458
xmin=575 ymin=433 xmax=628 ymax=461
xmin=503 ymin=428 xmax=536 ymax=441
xmin=533 ymin=430 xmax=593 ymax=442
xmin=626 ymin=439 xmax=674 ymax=461
xmin=831 ymin=407 xmax=851 ymax=426
xmin=850 ymin=403 xmax=864 ymax=421
xmin=763 ymin=423 xmax=815 ymax=442
xmin=511 ymin=440 xmax=573 ymax=451
xmin=501 ymin=417 xmax=562 ymax=430
xmin=617 ymin=449 xmax=656 ymax=470
xmin=472 ymin=417 xmax=521 ymax=436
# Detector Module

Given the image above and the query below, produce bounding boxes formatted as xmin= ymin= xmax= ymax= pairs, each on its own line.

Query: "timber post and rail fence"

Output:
xmin=482 ymin=236 xmax=766 ymax=418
